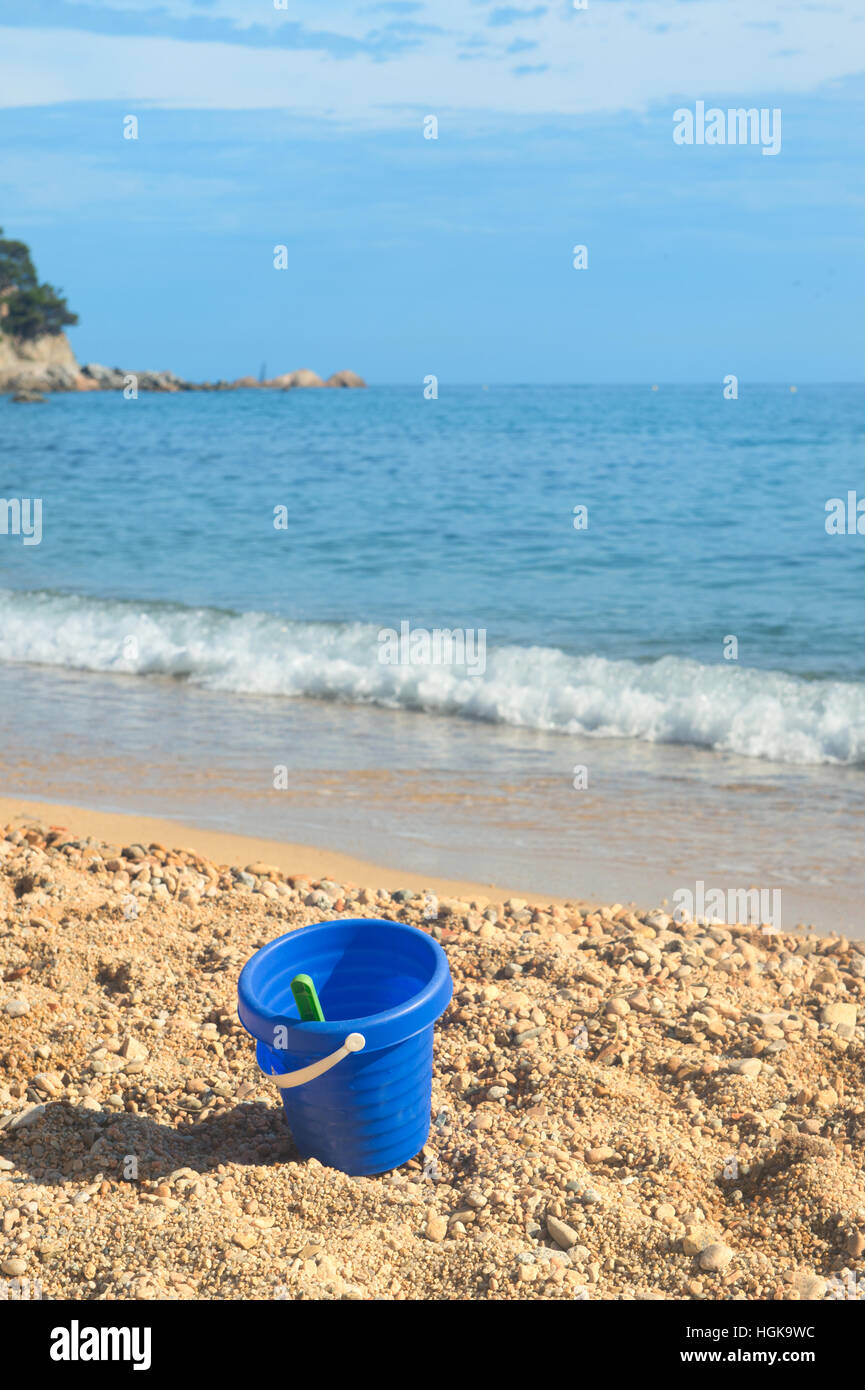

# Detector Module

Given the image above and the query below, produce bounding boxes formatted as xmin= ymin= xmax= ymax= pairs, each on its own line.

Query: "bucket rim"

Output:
xmin=237 ymin=917 xmax=453 ymax=1052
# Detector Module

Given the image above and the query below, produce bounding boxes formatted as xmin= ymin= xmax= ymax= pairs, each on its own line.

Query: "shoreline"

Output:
xmin=0 ymin=789 xmax=846 ymax=937
xmin=0 ymin=794 xmax=586 ymax=914
xmin=3 ymin=634 xmax=860 ymax=935
xmin=0 ymin=327 xmax=367 ymax=396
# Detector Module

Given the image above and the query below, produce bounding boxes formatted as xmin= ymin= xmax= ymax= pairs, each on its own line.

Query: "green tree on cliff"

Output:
xmin=0 ymin=228 xmax=78 ymax=341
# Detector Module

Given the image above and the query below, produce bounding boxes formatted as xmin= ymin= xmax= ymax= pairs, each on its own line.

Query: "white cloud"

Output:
xmin=0 ymin=2 xmax=864 ymax=120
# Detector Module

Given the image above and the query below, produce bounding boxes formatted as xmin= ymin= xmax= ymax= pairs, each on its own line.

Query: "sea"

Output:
xmin=1 ymin=384 xmax=863 ymax=930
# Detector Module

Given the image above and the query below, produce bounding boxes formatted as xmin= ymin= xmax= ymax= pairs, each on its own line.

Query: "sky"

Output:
xmin=0 ymin=0 xmax=863 ymax=382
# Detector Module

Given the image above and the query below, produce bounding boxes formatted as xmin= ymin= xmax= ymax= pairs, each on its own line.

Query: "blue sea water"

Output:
xmin=1 ymin=385 xmax=863 ymax=926
xmin=2 ymin=384 xmax=864 ymax=757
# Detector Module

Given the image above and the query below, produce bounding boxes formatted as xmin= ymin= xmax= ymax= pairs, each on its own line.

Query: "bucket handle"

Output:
xmin=258 ymin=1032 xmax=366 ymax=1089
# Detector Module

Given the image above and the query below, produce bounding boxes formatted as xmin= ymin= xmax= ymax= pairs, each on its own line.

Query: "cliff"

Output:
xmin=0 ymin=330 xmax=90 ymax=394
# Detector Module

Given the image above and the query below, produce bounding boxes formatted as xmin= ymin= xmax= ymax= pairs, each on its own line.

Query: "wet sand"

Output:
xmin=2 ymin=662 xmax=862 ymax=935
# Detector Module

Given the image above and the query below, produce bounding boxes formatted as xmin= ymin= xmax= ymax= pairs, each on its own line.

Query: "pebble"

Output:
xmin=305 ymin=891 xmax=334 ymax=910
xmin=32 ymin=1071 xmax=63 ymax=1096
xmin=729 ymin=1057 xmax=762 ymax=1078
xmin=789 ymin=1271 xmax=827 ymax=1300
xmin=605 ymin=997 xmax=630 ymax=1018
xmin=821 ymin=1002 xmax=858 ymax=1038
xmin=654 ymin=1203 xmax=678 ymax=1227
xmin=682 ymin=1226 xmax=716 ymax=1257
xmin=546 ymin=1215 xmax=579 ymax=1250
xmin=699 ymin=1243 xmax=734 ymax=1272
xmin=8 ymin=1103 xmax=46 ymax=1130
xmin=425 ymin=1214 xmax=448 ymax=1243
xmin=846 ymin=1230 xmax=865 ymax=1258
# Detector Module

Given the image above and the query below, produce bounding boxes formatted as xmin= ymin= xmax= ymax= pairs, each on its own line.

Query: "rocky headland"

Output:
xmin=0 ymin=332 xmax=366 ymax=400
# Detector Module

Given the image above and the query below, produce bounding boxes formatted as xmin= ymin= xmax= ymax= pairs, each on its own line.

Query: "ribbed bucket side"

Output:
xmin=260 ymin=1029 xmax=434 ymax=1176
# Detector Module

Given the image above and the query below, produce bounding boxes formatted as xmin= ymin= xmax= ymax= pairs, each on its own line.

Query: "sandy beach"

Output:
xmin=0 ymin=796 xmax=581 ymax=914
xmin=3 ymin=0 xmax=863 ymax=1340
xmin=2 ymin=803 xmax=863 ymax=1302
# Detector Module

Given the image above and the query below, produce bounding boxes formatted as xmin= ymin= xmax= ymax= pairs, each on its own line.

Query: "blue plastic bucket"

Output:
xmin=237 ymin=918 xmax=453 ymax=1176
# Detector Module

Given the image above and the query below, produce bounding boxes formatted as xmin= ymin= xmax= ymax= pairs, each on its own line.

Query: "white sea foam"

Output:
xmin=1 ymin=589 xmax=863 ymax=766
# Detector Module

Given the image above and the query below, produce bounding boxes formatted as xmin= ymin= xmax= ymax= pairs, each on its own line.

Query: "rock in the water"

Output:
xmin=4 ymin=348 xmax=367 ymax=396
xmin=81 ymin=362 xmax=127 ymax=389
xmin=325 ymin=369 xmax=366 ymax=388
xmin=273 ymin=368 xmax=324 ymax=389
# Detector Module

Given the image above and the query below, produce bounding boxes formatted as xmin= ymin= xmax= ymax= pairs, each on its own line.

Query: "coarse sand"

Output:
xmin=1 ymin=812 xmax=864 ymax=1302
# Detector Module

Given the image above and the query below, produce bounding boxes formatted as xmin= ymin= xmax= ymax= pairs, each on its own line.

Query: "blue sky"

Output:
xmin=0 ymin=0 xmax=863 ymax=382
